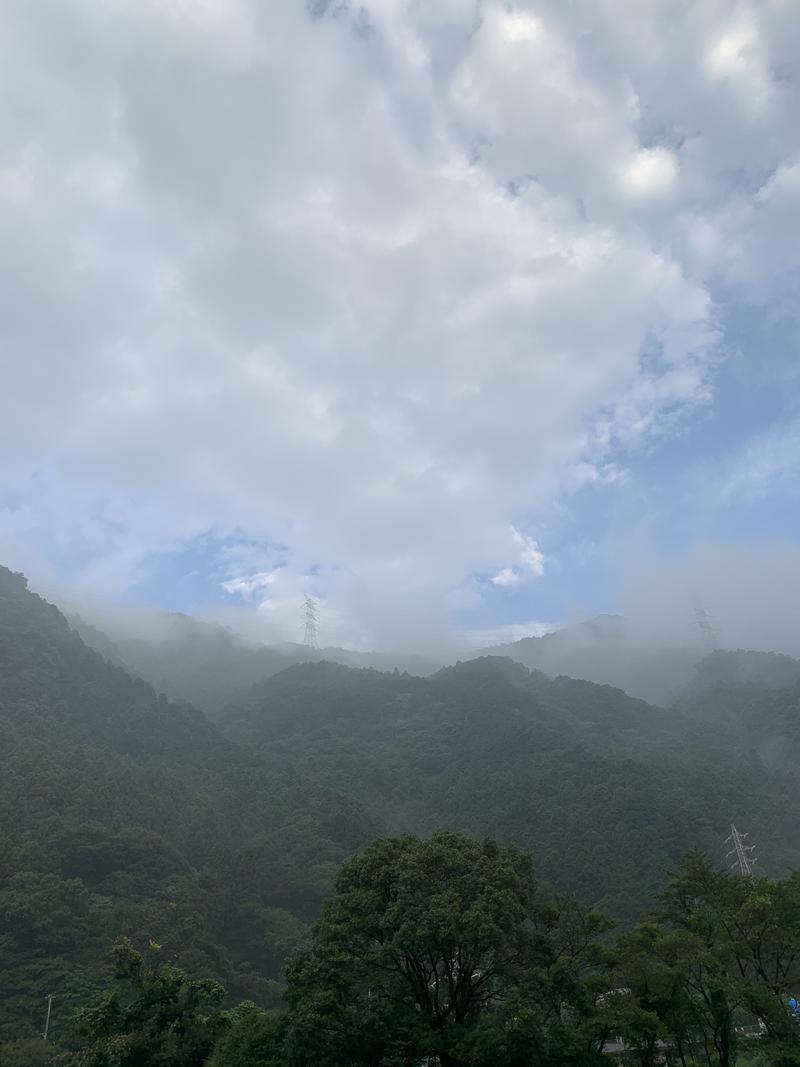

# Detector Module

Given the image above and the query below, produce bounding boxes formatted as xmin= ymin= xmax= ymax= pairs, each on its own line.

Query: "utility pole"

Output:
xmin=303 ymin=595 xmax=319 ymax=649
xmin=42 ymin=993 xmax=53 ymax=1040
xmin=726 ymin=823 xmax=757 ymax=876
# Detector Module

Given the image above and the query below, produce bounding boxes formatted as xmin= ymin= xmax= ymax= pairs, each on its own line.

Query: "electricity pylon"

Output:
xmin=693 ymin=597 xmax=719 ymax=647
xmin=303 ymin=596 xmax=319 ymax=649
xmin=726 ymin=823 xmax=757 ymax=877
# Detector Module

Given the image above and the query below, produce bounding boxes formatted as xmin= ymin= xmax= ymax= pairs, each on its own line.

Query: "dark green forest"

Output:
xmin=3 ymin=565 xmax=800 ymax=1065
xmin=0 ymin=567 xmax=376 ymax=1039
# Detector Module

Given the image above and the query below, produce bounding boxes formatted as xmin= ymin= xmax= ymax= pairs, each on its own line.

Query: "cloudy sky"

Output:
xmin=1 ymin=0 xmax=799 ymax=650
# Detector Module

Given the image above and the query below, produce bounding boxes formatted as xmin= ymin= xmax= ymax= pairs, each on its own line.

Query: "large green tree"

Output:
xmin=285 ymin=831 xmax=609 ymax=1067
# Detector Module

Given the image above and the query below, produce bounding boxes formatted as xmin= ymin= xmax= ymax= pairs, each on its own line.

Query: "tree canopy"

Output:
xmin=285 ymin=832 xmax=609 ymax=1067
xmin=74 ymin=938 xmax=225 ymax=1067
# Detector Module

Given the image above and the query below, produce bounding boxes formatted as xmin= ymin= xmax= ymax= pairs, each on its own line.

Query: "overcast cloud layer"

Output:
xmin=1 ymin=0 xmax=799 ymax=649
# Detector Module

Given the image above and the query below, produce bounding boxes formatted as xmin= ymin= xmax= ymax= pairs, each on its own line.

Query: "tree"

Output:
xmin=74 ymin=938 xmax=225 ymax=1067
xmin=615 ymin=854 xmax=800 ymax=1066
xmin=284 ymin=831 xmax=609 ymax=1067
xmin=206 ymin=1001 xmax=286 ymax=1067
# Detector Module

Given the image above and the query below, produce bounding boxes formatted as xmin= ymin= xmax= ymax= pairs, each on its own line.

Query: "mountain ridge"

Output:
xmin=5 ymin=564 xmax=800 ymax=1042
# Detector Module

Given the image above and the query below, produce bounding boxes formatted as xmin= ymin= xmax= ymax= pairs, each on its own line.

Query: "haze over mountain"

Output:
xmin=475 ymin=615 xmax=705 ymax=705
xmin=5 ymin=563 xmax=800 ymax=1048
xmin=66 ymin=599 xmax=747 ymax=712
xmin=69 ymin=609 xmax=442 ymax=715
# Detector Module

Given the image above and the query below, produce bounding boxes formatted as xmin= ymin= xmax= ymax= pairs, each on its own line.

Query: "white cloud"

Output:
xmin=0 ymin=0 xmax=797 ymax=647
xmin=221 ymin=571 xmax=277 ymax=600
xmin=620 ymin=147 xmax=677 ymax=198
xmin=491 ymin=568 xmax=521 ymax=589
xmin=490 ymin=527 xmax=546 ymax=589
xmin=706 ymin=22 xmax=756 ymax=76
xmin=704 ymin=19 xmax=774 ymax=114
xmin=512 ymin=527 xmax=546 ymax=578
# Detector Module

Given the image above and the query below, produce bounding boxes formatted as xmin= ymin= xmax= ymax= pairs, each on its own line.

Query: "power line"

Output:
xmin=726 ymin=823 xmax=757 ymax=877
xmin=303 ymin=595 xmax=319 ymax=649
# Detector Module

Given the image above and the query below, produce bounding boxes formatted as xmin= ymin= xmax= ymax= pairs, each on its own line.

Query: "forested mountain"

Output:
xmin=4 ymin=565 xmax=800 ymax=1054
xmin=216 ymin=656 xmax=800 ymax=920
xmin=0 ymin=567 xmax=377 ymax=1040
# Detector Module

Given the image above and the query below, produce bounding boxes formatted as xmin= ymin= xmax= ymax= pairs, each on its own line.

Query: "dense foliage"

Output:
xmin=0 ymin=567 xmax=376 ymax=1040
xmin=603 ymin=852 xmax=800 ymax=1066
xmin=73 ymin=937 xmax=225 ymax=1067
xmin=4 ymin=835 xmax=800 ymax=1066
xmin=4 ymin=564 xmax=800 ymax=1065
xmin=217 ymin=657 xmax=800 ymax=919
xmin=284 ymin=832 xmax=610 ymax=1067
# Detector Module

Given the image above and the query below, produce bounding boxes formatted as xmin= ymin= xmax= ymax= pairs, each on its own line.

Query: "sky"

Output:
xmin=1 ymin=0 xmax=799 ymax=652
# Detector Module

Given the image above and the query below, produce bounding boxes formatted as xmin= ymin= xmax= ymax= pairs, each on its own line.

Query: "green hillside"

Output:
xmin=217 ymin=656 xmax=800 ymax=917
xmin=0 ymin=567 xmax=376 ymax=1041
xmin=4 ymin=566 xmax=800 ymax=1052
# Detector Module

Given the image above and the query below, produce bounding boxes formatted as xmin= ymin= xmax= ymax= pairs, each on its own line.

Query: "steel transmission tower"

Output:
xmin=303 ymin=595 xmax=319 ymax=649
xmin=726 ymin=823 xmax=757 ymax=876
xmin=693 ymin=597 xmax=719 ymax=647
